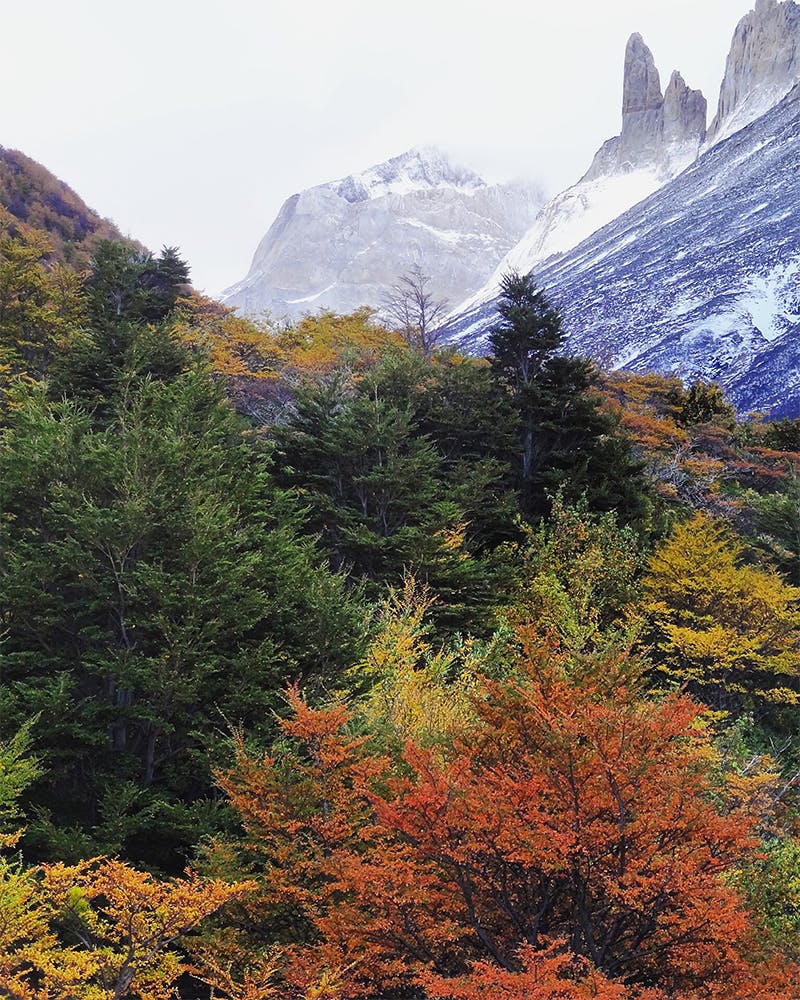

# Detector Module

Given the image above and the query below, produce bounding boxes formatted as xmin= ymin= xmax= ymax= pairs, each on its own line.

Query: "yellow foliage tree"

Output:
xmin=0 ymin=210 xmax=87 ymax=388
xmin=641 ymin=511 xmax=800 ymax=715
xmin=0 ymin=857 xmax=248 ymax=999
xmin=173 ymin=296 xmax=405 ymax=424
xmin=355 ymin=577 xmax=482 ymax=748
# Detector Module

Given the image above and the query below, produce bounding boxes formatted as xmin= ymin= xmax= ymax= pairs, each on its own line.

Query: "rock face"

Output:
xmin=444 ymin=1 xmax=800 ymax=415
xmin=707 ymin=0 xmax=800 ymax=146
xmin=445 ymin=83 xmax=800 ymax=416
xmin=451 ymin=36 xmax=705 ymax=324
xmin=222 ymin=147 xmax=543 ymax=322
xmin=584 ymin=35 xmax=706 ymax=181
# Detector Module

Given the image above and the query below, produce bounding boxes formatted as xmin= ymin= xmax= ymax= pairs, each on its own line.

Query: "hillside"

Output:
xmin=0 ymin=146 xmax=127 ymax=264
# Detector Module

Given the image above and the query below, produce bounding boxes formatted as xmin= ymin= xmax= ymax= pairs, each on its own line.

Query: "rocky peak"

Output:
xmin=583 ymin=34 xmax=706 ymax=181
xmin=663 ymin=71 xmax=708 ymax=145
xmin=708 ymin=0 xmax=800 ymax=145
xmin=330 ymin=146 xmax=486 ymax=203
xmin=623 ymin=33 xmax=663 ymax=114
xmin=222 ymin=147 xmax=543 ymax=322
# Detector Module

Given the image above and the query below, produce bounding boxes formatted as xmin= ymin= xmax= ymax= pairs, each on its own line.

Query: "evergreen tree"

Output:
xmin=0 ymin=356 xmax=362 ymax=868
xmin=369 ymin=351 xmax=521 ymax=551
xmin=488 ymin=271 xmax=649 ymax=524
xmin=749 ymin=472 xmax=800 ymax=586
xmin=48 ymin=243 xmax=191 ymax=413
xmin=85 ymin=241 xmax=190 ymax=330
xmin=673 ymin=379 xmax=736 ymax=428
xmin=275 ymin=362 xmax=505 ymax=635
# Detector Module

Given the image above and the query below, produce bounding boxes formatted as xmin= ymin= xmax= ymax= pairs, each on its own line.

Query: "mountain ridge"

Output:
xmin=445 ymin=80 xmax=800 ymax=415
xmin=222 ymin=146 xmax=543 ymax=322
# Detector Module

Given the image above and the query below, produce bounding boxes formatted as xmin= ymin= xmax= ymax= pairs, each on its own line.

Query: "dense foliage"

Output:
xmin=1 ymin=219 xmax=799 ymax=999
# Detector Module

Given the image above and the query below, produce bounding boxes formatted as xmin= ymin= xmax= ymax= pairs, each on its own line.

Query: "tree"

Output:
xmin=761 ymin=418 xmax=800 ymax=453
xmin=488 ymin=271 xmax=649 ymax=524
xmin=85 ymin=241 xmax=190 ymax=330
xmin=382 ymin=263 xmax=449 ymax=356
xmin=0 ymin=724 xmax=245 ymax=1000
xmin=0 ymin=366 xmax=363 ymax=866
xmin=0 ymin=723 xmax=41 ymax=844
xmin=673 ymin=380 xmax=736 ymax=429
xmin=0 ymin=210 xmax=87 ymax=380
xmin=0 ymin=857 xmax=246 ymax=1000
xmin=275 ymin=361 xmax=504 ymax=635
xmin=500 ymin=492 xmax=646 ymax=653
xmin=748 ymin=471 xmax=800 ymax=586
xmin=641 ymin=511 xmax=800 ymax=719
xmin=214 ymin=638 xmax=797 ymax=999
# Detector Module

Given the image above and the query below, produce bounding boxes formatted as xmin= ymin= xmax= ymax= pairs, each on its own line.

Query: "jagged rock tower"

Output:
xmin=453 ymin=34 xmax=707 ymax=312
xmin=584 ymin=34 xmax=707 ymax=181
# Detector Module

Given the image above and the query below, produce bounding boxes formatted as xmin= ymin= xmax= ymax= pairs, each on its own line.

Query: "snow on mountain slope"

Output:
xmin=446 ymin=82 xmax=800 ymax=416
xmin=451 ymin=34 xmax=707 ymax=323
xmin=222 ymin=147 xmax=543 ymax=322
xmin=455 ymin=168 xmax=664 ymax=319
xmin=706 ymin=0 xmax=800 ymax=147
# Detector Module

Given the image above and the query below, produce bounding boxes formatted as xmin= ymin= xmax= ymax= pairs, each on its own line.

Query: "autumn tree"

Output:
xmin=0 ymin=544 xmax=250 ymax=1000
xmin=500 ymin=492 xmax=646 ymax=652
xmin=641 ymin=511 xmax=800 ymax=719
xmin=0 ymin=210 xmax=87 ymax=381
xmin=214 ymin=638 xmax=796 ymax=999
xmin=0 ymin=856 xmax=246 ymax=1000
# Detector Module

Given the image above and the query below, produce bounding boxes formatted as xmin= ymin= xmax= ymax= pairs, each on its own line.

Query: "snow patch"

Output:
xmin=287 ymin=283 xmax=337 ymax=305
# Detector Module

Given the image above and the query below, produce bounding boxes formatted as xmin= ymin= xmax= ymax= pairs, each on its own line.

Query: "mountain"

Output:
xmin=0 ymin=146 xmax=126 ymax=264
xmin=445 ymin=0 xmax=800 ymax=415
xmin=448 ymin=82 xmax=800 ymax=416
xmin=452 ymin=34 xmax=707 ymax=323
xmin=222 ymin=146 xmax=543 ymax=322
xmin=706 ymin=0 xmax=800 ymax=146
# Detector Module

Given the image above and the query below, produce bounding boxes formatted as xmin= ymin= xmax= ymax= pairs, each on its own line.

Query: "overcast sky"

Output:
xmin=0 ymin=0 xmax=748 ymax=295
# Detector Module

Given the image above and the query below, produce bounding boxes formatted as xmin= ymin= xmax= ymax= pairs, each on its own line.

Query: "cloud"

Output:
xmin=0 ymin=0 xmax=745 ymax=293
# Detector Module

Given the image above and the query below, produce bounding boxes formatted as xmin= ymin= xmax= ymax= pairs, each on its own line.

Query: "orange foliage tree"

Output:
xmin=174 ymin=295 xmax=404 ymax=423
xmin=213 ymin=637 xmax=798 ymax=1000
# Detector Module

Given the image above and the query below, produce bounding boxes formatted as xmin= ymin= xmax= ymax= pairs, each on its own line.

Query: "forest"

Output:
xmin=1 ymin=206 xmax=800 ymax=999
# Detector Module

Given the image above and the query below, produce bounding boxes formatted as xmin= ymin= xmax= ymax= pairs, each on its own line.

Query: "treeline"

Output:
xmin=1 ymin=226 xmax=800 ymax=999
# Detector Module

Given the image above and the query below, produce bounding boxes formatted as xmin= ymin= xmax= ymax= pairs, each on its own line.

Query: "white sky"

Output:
xmin=0 ymin=0 xmax=747 ymax=295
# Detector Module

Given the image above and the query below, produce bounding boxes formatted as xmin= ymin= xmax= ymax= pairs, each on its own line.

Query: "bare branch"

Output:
xmin=382 ymin=264 xmax=448 ymax=356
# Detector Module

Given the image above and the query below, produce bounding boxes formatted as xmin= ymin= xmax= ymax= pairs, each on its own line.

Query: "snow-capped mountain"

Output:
xmin=446 ymin=80 xmax=800 ymax=415
xmin=222 ymin=147 xmax=543 ymax=322
xmin=445 ymin=0 xmax=800 ymax=415
xmin=453 ymin=33 xmax=707 ymax=321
